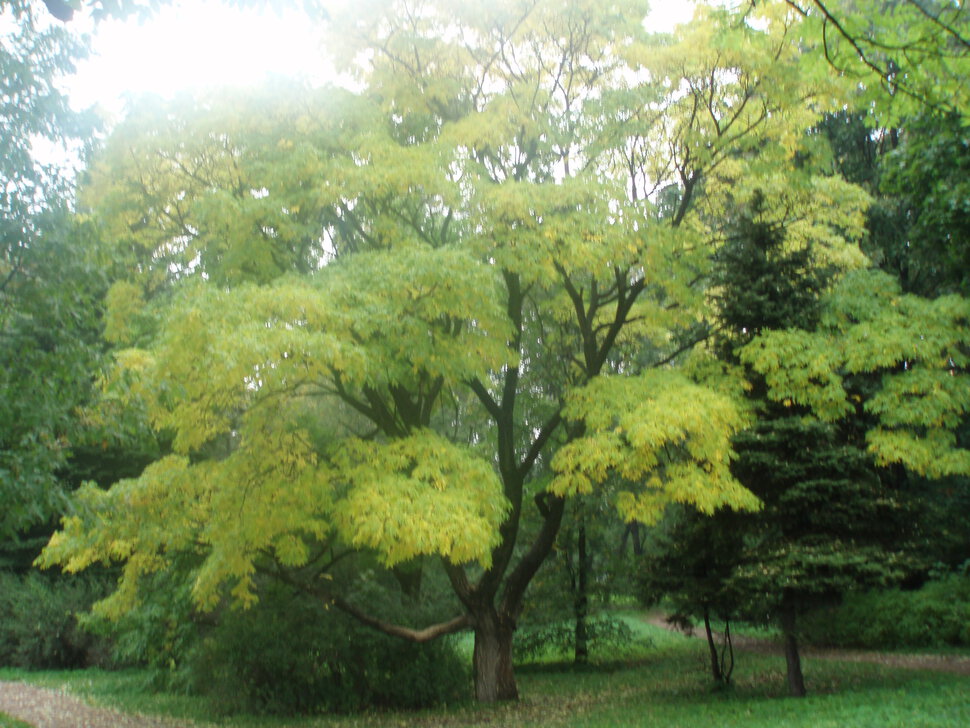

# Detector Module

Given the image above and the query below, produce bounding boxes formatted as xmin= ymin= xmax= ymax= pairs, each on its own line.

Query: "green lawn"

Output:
xmin=0 ymin=713 xmax=32 ymax=728
xmin=1 ymin=618 xmax=968 ymax=727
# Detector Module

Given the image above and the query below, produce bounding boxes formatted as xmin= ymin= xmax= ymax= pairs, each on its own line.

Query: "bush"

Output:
xmin=800 ymin=574 xmax=970 ymax=649
xmin=187 ymin=583 xmax=470 ymax=715
xmin=86 ymin=562 xmax=471 ymax=714
xmin=87 ymin=564 xmax=200 ymax=680
xmin=0 ymin=570 xmax=111 ymax=669
xmin=514 ymin=614 xmax=640 ymax=663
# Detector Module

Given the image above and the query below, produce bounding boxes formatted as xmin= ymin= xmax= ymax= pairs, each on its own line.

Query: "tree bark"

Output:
xmin=472 ymin=609 xmax=518 ymax=702
xmin=780 ymin=602 xmax=806 ymax=697
xmin=703 ymin=608 xmax=724 ymax=683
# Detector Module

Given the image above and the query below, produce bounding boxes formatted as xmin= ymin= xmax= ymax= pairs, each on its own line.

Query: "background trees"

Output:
xmin=0 ymin=0 xmax=104 ymax=551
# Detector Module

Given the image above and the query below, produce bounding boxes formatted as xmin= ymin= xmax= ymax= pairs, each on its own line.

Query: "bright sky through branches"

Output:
xmin=65 ymin=0 xmax=697 ymax=117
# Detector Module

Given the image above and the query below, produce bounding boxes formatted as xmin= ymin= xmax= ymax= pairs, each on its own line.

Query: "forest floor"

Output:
xmin=1 ymin=615 xmax=969 ymax=727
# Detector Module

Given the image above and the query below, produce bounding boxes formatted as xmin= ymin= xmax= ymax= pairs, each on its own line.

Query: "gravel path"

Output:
xmin=0 ymin=681 xmax=201 ymax=728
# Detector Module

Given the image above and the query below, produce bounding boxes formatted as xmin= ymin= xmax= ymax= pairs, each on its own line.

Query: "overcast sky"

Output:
xmin=64 ymin=0 xmax=697 ymax=118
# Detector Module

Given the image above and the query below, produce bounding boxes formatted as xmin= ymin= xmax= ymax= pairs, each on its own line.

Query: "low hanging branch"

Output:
xmin=263 ymin=558 xmax=473 ymax=643
xmin=328 ymin=594 xmax=473 ymax=643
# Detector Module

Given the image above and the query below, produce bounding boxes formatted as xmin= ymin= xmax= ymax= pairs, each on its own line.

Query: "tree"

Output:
xmin=736 ymin=265 xmax=970 ymax=681
xmin=640 ymin=203 xmax=909 ymax=696
xmin=639 ymin=504 xmax=746 ymax=685
xmin=772 ymin=0 xmax=970 ymax=122
xmin=878 ymin=113 xmax=970 ymax=297
xmin=41 ymin=0 xmax=876 ymax=702
xmin=0 ymin=0 xmax=101 ymax=546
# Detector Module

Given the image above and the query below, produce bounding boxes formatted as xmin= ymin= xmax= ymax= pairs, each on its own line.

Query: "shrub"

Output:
xmin=800 ymin=574 xmax=970 ymax=649
xmin=187 ymin=583 xmax=470 ymax=715
xmin=0 ymin=570 xmax=110 ymax=669
xmin=514 ymin=614 xmax=640 ymax=663
xmin=86 ymin=564 xmax=200 ymax=681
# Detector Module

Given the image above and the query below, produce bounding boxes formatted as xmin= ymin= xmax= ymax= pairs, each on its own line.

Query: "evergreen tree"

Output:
xmin=720 ymin=207 xmax=909 ymax=697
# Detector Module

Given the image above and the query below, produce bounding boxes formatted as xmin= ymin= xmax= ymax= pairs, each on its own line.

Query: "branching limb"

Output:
xmin=329 ymin=594 xmax=472 ymax=643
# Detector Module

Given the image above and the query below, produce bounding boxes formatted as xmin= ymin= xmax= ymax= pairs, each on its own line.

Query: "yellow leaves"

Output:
xmin=320 ymin=246 xmax=514 ymax=387
xmin=867 ymin=428 xmax=970 ymax=480
xmin=741 ymin=329 xmax=851 ymax=422
xmin=742 ymin=269 xmax=970 ymax=478
xmin=550 ymin=370 xmax=759 ymax=522
xmin=103 ymin=280 xmax=148 ymax=345
xmin=331 ymin=431 xmax=509 ymax=567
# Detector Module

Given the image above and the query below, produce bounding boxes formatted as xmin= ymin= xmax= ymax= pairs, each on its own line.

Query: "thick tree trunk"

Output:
xmin=703 ymin=608 xmax=724 ymax=683
xmin=780 ymin=603 xmax=806 ymax=697
xmin=472 ymin=610 xmax=518 ymax=702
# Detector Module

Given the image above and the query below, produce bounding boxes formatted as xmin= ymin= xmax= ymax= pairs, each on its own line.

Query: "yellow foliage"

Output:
xmin=551 ymin=370 xmax=760 ymax=523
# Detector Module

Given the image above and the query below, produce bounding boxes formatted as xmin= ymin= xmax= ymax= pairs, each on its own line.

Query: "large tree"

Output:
xmin=41 ymin=0 xmax=879 ymax=701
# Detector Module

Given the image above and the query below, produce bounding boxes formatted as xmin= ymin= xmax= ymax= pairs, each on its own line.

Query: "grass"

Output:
xmin=1 ymin=616 xmax=968 ymax=727
xmin=0 ymin=714 xmax=32 ymax=728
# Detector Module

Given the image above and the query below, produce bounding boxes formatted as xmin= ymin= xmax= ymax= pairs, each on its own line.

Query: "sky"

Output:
xmin=64 ymin=0 xmax=697 ymax=119
xmin=65 ymin=1 xmax=333 ymax=116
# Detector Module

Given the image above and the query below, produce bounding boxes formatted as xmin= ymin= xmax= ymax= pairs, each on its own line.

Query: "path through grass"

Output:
xmin=2 ymin=617 xmax=968 ymax=727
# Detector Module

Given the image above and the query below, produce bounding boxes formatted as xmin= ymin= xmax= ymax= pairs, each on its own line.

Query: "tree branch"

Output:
xmin=330 ymin=594 xmax=472 ymax=642
xmin=500 ymin=494 xmax=565 ymax=618
xmin=518 ymin=411 xmax=562 ymax=480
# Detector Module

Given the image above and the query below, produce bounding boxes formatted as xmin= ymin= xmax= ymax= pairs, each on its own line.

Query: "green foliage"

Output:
xmin=801 ymin=575 xmax=970 ymax=650
xmin=783 ymin=0 xmax=970 ymax=123
xmin=742 ymin=270 xmax=970 ymax=478
xmin=513 ymin=614 xmax=639 ymax=663
xmin=85 ymin=567 xmax=471 ymax=715
xmin=0 ymin=1 xmax=88 ymax=235
xmin=189 ymin=590 xmax=469 ymax=714
xmin=729 ymin=416 xmax=910 ymax=606
xmin=711 ymin=211 xmax=831 ymax=352
xmin=0 ymin=215 xmax=108 ymax=542
xmin=0 ymin=0 xmax=106 ymax=543
xmin=0 ymin=712 xmax=32 ymax=728
xmin=879 ymin=112 xmax=970 ymax=296
xmin=638 ymin=505 xmax=748 ymax=619
xmin=85 ymin=561 xmax=202 ymax=677
xmin=0 ymin=571 xmax=110 ymax=669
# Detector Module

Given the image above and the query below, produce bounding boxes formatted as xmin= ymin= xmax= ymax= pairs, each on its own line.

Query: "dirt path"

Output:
xmin=643 ymin=612 xmax=970 ymax=676
xmin=0 ymin=681 xmax=202 ymax=728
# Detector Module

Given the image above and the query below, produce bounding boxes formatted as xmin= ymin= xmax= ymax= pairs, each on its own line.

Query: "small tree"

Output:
xmin=707 ymin=207 xmax=911 ymax=696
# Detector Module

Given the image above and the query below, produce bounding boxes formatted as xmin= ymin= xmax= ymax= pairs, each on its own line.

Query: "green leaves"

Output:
xmin=785 ymin=0 xmax=970 ymax=124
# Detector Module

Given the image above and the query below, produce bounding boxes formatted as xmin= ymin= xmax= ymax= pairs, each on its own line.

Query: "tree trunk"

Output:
xmin=472 ymin=610 xmax=518 ymax=702
xmin=780 ymin=603 xmax=806 ymax=697
xmin=574 ymin=521 xmax=589 ymax=665
xmin=618 ymin=521 xmax=644 ymax=556
xmin=703 ymin=608 xmax=724 ymax=683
